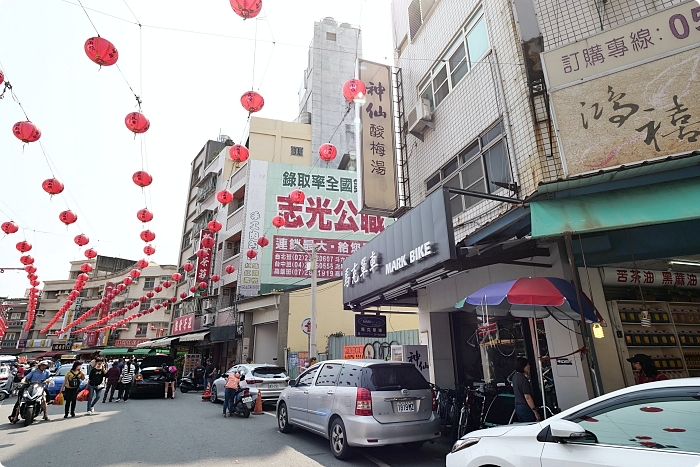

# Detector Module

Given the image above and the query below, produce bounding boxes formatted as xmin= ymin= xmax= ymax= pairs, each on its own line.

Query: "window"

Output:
xmin=291 ymin=146 xmax=304 ymax=157
xmin=568 ymin=388 xmax=700 ymax=454
xmin=315 ymin=363 xmax=341 ymax=386
xmin=326 ymin=32 xmax=336 ymax=41
xmin=5 ymin=332 xmax=16 ymax=340
xmin=160 ymin=276 xmax=169 ymax=282
xmin=143 ymin=277 xmax=156 ymax=290
xmin=139 ymin=301 xmax=150 ymax=312
xmin=417 ymin=7 xmax=489 ymax=111
xmin=364 ymin=364 xmax=430 ymax=391
xmin=182 ymin=230 xmax=192 ymax=250
xmin=10 ymin=313 xmax=21 ymax=320
xmin=227 ymin=193 xmax=245 ymax=215
xmin=408 ymin=0 xmax=436 ymax=40
xmin=425 ymin=122 xmax=511 ymax=214
xmin=224 ymin=240 xmax=241 ymax=260
xmin=296 ymin=367 xmax=319 ymax=387
xmin=135 ymin=323 xmax=147 ymax=337
xmin=337 ymin=364 xmax=363 ymax=388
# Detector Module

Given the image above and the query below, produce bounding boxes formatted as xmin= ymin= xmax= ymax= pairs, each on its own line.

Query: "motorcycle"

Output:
xmin=231 ymin=388 xmax=254 ymax=418
xmin=0 ymin=373 xmax=13 ymax=402
xmin=15 ymin=380 xmax=51 ymax=427
xmin=179 ymin=371 xmax=206 ymax=393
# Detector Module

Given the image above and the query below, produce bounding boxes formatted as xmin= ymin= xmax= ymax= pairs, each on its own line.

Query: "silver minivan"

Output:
xmin=276 ymin=359 xmax=440 ymax=459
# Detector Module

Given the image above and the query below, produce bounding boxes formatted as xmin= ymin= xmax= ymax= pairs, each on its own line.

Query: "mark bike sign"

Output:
xmin=354 ymin=314 xmax=386 ymax=338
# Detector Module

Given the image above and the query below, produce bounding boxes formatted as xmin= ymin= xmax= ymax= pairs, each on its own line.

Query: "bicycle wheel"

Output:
xmin=457 ymin=405 xmax=470 ymax=438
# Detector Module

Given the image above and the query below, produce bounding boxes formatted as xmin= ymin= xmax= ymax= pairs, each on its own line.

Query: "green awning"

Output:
xmin=127 ymin=349 xmax=154 ymax=355
xmin=99 ymin=348 xmax=131 ymax=356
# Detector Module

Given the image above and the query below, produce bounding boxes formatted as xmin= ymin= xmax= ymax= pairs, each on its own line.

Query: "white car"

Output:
xmin=446 ymin=377 xmax=700 ymax=467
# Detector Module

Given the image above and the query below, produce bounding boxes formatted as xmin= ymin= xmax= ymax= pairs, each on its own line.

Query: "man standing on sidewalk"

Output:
xmin=103 ymin=362 xmax=121 ymax=403
xmin=116 ymin=360 xmax=135 ymax=402
xmin=204 ymin=359 xmax=217 ymax=391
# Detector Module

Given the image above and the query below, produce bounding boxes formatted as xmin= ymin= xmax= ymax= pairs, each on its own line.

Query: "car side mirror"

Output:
xmin=549 ymin=420 xmax=587 ymax=441
xmin=288 ymin=379 xmax=297 ymax=387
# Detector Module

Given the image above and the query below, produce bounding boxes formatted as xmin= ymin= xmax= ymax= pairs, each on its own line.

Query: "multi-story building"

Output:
xmin=36 ymin=256 xmax=177 ymax=350
xmin=0 ymin=298 xmax=31 ymax=353
xmin=298 ymin=17 xmax=362 ymax=170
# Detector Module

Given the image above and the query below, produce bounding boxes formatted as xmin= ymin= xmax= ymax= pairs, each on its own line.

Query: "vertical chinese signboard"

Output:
xmin=100 ymin=284 xmax=113 ymax=319
xmin=240 ymin=160 xmax=391 ymax=294
xmin=542 ymin=2 xmax=700 ymax=176
xmin=196 ymin=229 xmax=214 ymax=285
xmin=357 ymin=59 xmax=398 ymax=216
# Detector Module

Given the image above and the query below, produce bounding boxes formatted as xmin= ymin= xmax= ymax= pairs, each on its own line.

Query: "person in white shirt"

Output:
xmin=116 ymin=360 xmax=135 ymax=402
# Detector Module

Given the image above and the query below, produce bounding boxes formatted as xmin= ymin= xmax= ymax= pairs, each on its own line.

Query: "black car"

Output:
xmin=131 ymin=355 xmax=175 ymax=397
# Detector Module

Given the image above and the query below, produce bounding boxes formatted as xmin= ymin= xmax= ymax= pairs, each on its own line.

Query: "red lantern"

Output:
xmin=154 ymin=285 xmax=163 ymax=293
xmin=208 ymin=220 xmax=222 ymax=232
xmin=180 ymin=292 xmax=188 ymax=299
xmin=139 ymin=296 xmax=147 ymax=303
xmin=0 ymin=70 xmax=3 ymax=85
xmin=84 ymin=248 xmax=98 ymax=259
xmin=144 ymin=245 xmax=156 ymax=256
xmin=59 ymin=210 xmax=78 ymax=226
xmin=198 ymin=281 xmax=208 ymax=290
xmin=229 ymin=0 xmax=262 ymax=19
xmin=225 ymin=265 xmax=235 ymax=274
xmin=137 ymin=259 xmax=149 ymax=269
xmin=80 ymin=263 xmax=93 ymax=273
xmin=342 ymin=79 xmax=367 ymax=103
xmin=171 ymin=272 xmax=182 ymax=282
xmin=257 ymin=236 xmax=269 ymax=247
xmin=140 ymin=230 xmax=156 ymax=242
xmin=246 ymin=249 xmax=257 ymax=259
xmin=74 ymin=234 xmax=89 ymax=247
xmin=229 ymin=144 xmax=250 ymax=163
xmin=189 ymin=286 xmax=198 ymax=293
xmin=290 ymin=189 xmax=305 ymax=204
xmin=146 ymin=291 xmax=155 ymax=299
xmin=162 ymin=280 xmax=172 ymax=289
xmin=12 ymin=121 xmax=41 ymax=143
xmin=136 ymin=208 xmax=153 ymax=223
xmin=183 ymin=262 xmax=194 ymax=273
xmin=319 ymin=143 xmax=338 ymax=162
xmin=16 ymin=241 xmax=32 ymax=253
xmin=170 ymin=296 xmax=177 ymax=303
xmin=201 ymin=236 xmax=215 ymax=249
xmin=272 ymin=215 xmax=285 ymax=228
xmin=195 ymin=248 xmax=209 ymax=259
xmin=154 ymin=304 xmax=161 ymax=310
xmin=132 ymin=171 xmax=153 ymax=188
xmin=211 ymin=274 xmax=221 ymax=282
xmin=130 ymin=269 xmax=141 ymax=278
xmin=216 ymin=189 xmax=233 ymax=205
xmin=30 ymin=280 xmax=40 ymax=287
xmin=125 ymin=112 xmax=150 ymax=134
xmin=42 ymin=178 xmax=64 ymax=196
xmin=84 ymin=37 xmax=118 ymax=66
xmin=240 ymin=91 xmax=264 ymax=113
xmin=78 ymin=273 xmax=89 ymax=282
xmin=22 ymin=259 xmax=36 ymax=268
xmin=117 ymin=283 xmax=126 ymax=291
xmin=123 ymin=276 xmax=133 ymax=286
xmin=1 ymin=221 xmax=19 ymax=234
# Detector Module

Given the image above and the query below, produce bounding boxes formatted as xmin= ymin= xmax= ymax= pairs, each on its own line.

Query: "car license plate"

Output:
xmin=397 ymin=401 xmax=415 ymax=413
xmin=242 ymin=396 xmax=253 ymax=403
xmin=268 ymin=383 xmax=279 ymax=389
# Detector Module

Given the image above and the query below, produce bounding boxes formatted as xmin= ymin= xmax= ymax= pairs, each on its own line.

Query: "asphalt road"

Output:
xmin=0 ymin=392 xmax=450 ymax=467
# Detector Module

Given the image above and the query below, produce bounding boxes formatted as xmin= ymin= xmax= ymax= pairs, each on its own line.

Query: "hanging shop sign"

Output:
xmin=343 ymin=345 xmax=365 ymax=360
xmin=342 ymin=188 xmax=456 ymax=308
xmin=542 ymin=2 xmax=700 ymax=176
xmin=355 ymin=314 xmax=386 ymax=338
xmin=357 ymin=59 xmax=398 ymax=216
xmin=114 ymin=339 xmax=148 ymax=347
xmin=172 ymin=314 xmax=195 ymax=335
xmin=52 ymin=343 xmax=72 ymax=351
xmin=601 ymin=267 xmax=700 ymax=289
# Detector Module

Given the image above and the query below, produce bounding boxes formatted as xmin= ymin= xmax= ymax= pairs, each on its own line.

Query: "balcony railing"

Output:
xmin=1 ymin=340 xmax=18 ymax=349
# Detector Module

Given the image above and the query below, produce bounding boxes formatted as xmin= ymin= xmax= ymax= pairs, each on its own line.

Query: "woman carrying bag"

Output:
xmin=87 ymin=358 xmax=107 ymax=414
xmin=60 ymin=361 xmax=85 ymax=418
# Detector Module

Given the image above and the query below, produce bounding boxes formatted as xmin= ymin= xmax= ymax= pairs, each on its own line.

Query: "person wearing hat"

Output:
xmin=627 ymin=354 xmax=668 ymax=385
xmin=8 ymin=360 xmax=52 ymax=423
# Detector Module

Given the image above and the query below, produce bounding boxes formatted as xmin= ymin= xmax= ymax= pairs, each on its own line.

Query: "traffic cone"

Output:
xmin=202 ymin=382 xmax=211 ymax=401
xmin=252 ymin=389 xmax=263 ymax=415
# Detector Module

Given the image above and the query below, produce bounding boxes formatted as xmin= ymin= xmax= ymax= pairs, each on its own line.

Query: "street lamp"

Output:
xmin=294 ymin=243 xmax=318 ymax=360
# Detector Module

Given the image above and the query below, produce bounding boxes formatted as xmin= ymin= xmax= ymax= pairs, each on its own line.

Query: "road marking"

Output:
xmin=264 ymin=411 xmax=276 ymax=418
xmin=362 ymin=453 xmax=391 ymax=467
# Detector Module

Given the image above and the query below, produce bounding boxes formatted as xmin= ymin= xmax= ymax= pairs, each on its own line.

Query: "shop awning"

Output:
xmin=178 ymin=331 xmax=209 ymax=342
xmin=127 ymin=348 xmax=154 ymax=355
xmin=137 ymin=336 xmax=178 ymax=348
xmin=99 ymin=348 xmax=131 ymax=356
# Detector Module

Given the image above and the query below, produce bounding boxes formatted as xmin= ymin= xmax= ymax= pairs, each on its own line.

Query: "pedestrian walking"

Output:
xmin=512 ymin=356 xmax=540 ymax=423
xmin=87 ymin=358 xmax=107 ymax=414
xmin=223 ymin=369 xmax=241 ymax=417
xmin=204 ymin=359 xmax=217 ymax=391
xmin=627 ymin=354 xmax=668 ymax=384
xmin=103 ymin=362 xmax=121 ymax=403
xmin=162 ymin=362 xmax=176 ymax=399
xmin=60 ymin=361 xmax=85 ymax=418
xmin=116 ymin=360 xmax=135 ymax=402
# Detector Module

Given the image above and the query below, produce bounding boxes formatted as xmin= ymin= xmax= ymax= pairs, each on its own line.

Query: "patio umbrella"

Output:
xmin=455 ymin=277 xmax=600 ymax=323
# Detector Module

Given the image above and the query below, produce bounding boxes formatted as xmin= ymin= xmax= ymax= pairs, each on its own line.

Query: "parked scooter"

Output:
xmin=179 ymin=371 xmax=206 ymax=393
xmin=0 ymin=373 xmax=13 ymax=402
xmin=231 ymin=388 xmax=254 ymax=418
xmin=15 ymin=380 xmax=51 ymax=426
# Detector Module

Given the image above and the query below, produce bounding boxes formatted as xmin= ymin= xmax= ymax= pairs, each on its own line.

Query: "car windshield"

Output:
xmin=140 ymin=356 xmax=174 ymax=368
xmin=55 ymin=366 xmax=71 ymax=376
xmin=251 ymin=366 xmax=286 ymax=378
xmin=364 ymin=364 xmax=430 ymax=391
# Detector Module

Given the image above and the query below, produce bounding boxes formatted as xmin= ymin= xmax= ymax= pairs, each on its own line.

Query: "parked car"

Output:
xmin=446 ymin=377 xmax=700 ymax=467
xmin=276 ymin=359 xmax=440 ymax=459
xmin=211 ymin=363 xmax=288 ymax=404
xmin=0 ymin=365 xmax=11 ymax=382
xmin=47 ymin=364 xmax=88 ymax=400
xmin=132 ymin=355 xmax=174 ymax=397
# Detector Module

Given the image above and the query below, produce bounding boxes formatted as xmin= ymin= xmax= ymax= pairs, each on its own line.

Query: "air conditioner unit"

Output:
xmin=407 ymin=98 xmax=434 ymax=139
xmin=202 ymin=313 xmax=215 ymax=326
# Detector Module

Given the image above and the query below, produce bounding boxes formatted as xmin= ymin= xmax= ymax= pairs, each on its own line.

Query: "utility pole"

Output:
xmin=295 ymin=243 xmax=318 ymax=360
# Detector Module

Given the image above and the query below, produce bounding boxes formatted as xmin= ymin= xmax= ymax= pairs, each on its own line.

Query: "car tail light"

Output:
xmin=431 ymin=386 xmax=436 ymax=411
xmin=355 ymin=387 xmax=372 ymax=416
xmin=136 ymin=374 xmax=143 ymax=381
xmin=245 ymin=378 xmax=263 ymax=384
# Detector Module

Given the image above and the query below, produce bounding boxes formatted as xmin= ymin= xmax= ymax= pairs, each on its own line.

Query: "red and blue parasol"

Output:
xmin=455 ymin=277 xmax=600 ymax=322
